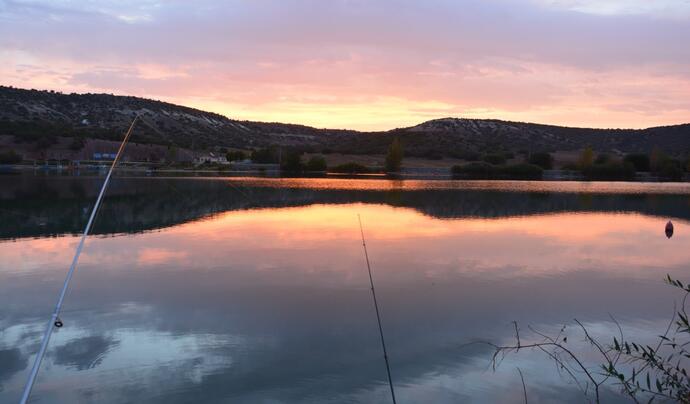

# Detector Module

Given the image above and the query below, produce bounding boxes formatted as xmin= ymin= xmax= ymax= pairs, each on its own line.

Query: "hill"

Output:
xmin=1 ymin=86 xmax=689 ymax=158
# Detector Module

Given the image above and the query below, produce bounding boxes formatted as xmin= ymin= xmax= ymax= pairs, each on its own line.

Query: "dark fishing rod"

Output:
xmin=358 ymin=214 xmax=397 ymax=404
xmin=19 ymin=115 xmax=140 ymax=404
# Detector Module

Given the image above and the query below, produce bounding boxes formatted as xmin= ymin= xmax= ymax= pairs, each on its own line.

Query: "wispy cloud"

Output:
xmin=1 ymin=0 xmax=689 ymax=129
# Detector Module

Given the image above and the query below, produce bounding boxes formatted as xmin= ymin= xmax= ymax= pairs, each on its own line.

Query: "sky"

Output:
xmin=1 ymin=0 xmax=689 ymax=131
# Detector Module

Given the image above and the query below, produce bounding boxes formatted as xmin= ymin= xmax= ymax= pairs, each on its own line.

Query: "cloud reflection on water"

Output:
xmin=1 ymin=180 xmax=688 ymax=402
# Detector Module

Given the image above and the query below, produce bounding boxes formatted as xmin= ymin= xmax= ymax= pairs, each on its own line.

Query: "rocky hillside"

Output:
xmin=1 ymin=86 xmax=689 ymax=157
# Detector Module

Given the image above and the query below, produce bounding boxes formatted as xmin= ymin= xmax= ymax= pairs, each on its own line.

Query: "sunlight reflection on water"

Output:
xmin=0 ymin=175 xmax=687 ymax=403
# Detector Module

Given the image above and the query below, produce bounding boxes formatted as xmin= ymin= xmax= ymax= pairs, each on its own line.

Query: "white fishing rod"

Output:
xmin=19 ymin=115 xmax=140 ymax=404
xmin=358 ymin=214 xmax=397 ymax=404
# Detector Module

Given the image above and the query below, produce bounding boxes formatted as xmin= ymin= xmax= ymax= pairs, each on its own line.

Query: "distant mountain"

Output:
xmin=1 ymin=86 xmax=689 ymax=157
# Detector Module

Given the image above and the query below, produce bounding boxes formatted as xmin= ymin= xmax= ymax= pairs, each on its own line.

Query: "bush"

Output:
xmin=35 ymin=135 xmax=56 ymax=151
xmin=482 ymin=153 xmax=507 ymax=165
xmin=501 ymin=163 xmax=544 ymax=179
xmin=330 ymin=162 xmax=371 ymax=174
xmin=251 ymin=147 xmax=278 ymax=164
xmin=385 ymin=137 xmax=403 ymax=172
xmin=594 ymin=153 xmax=611 ymax=165
xmin=623 ymin=153 xmax=650 ymax=171
xmin=582 ymin=161 xmax=636 ymax=180
xmin=226 ymin=150 xmax=246 ymax=161
xmin=280 ymin=151 xmax=304 ymax=173
xmin=528 ymin=152 xmax=553 ymax=169
xmin=658 ymin=159 xmax=684 ymax=181
xmin=452 ymin=162 xmax=494 ymax=178
xmin=305 ymin=155 xmax=327 ymax=172
xmin=452 ymin=162 xmax=543 ymax=180
xmin=69 ymin=136 xmax=85 ymax=151
xmin=578 ymin=147 xmax=594 ymax=169
xmin=0 ymin=149 xmax=22 ymax=164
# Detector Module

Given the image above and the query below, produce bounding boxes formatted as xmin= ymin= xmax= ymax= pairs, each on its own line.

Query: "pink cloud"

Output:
xmin=1 ymin=0 xmax=689 ymax=130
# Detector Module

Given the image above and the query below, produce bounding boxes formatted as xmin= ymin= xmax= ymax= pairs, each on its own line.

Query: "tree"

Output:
xmin=0 ymin=149 xmax=22 ymax=164
xmin=166 ymin=146 xmax=178 ymax=162
xmin=281 ymin=151 xmax=304 ymax=173
xmin=651 ymin=146 xmax=665 ymax=172
xmin=623 ymin=153 xmax=650 ymax=172
xmin=594 ymin=153 xmax=611 ymax=165
xmin=226 ymin=150 xmax=246 ymax=162
xmin=528 ymin=152 xmax=553 ymax=170
xmin=251 ymin=147 xmax=278 ymax=164
xmin=577 ymin=147 xmax=594 ymax=170
xmin=69 ymin=136 xmax=85 ymax=151
xmin=385 ymin=137 xmax=403 ymax=172
xmin=482 ymin=153 xmax=507 ymax=165
xmin=305 ymin=155 xmax=327 ymax=172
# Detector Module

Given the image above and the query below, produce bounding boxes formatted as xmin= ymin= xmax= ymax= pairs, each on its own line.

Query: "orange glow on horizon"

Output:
xmin=4 ymin=204 xmax=688 ymax=279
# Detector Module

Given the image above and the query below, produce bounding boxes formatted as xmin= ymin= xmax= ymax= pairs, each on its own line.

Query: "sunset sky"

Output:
xmin=1 ymin=0 xmax=689 ymax=130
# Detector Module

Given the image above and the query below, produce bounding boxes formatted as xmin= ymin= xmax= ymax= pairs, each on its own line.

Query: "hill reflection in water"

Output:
xmin=0 ymin=174 xmax=688 ymax=403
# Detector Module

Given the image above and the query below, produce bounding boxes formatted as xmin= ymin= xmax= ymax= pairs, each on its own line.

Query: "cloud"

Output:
xmin=52 ymin=335 xmax=120 ymax=371
xmin=1 ymin=0 xmax=689 ymax=129
xmin=530 ymin=0 xmax=690 ymax=19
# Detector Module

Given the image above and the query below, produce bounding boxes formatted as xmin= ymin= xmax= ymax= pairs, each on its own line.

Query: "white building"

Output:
xmin=194 ymin=152 xmax=229 ymax=165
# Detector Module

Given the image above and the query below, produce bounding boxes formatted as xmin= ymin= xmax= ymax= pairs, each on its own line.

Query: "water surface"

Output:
xmin=2 ymin=174 xmax=689 ymax=403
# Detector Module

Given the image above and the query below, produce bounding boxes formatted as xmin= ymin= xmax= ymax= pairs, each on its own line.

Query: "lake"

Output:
xmin=2 ymin=173 xmax=690 ymax=403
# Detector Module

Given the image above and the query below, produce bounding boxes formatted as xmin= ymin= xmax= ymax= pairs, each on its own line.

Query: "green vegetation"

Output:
xmin=305 ymin=155 xmax=327 ymax=172
xmin=528 ymin=152 xmax=553 ymax=169
xmin=330 ymin=162 xmax=371 ymax=174
xmin=251 ymin=147 xmax=278 ymax=164
xmin=649 ymin=148 xmax=684 ymax=180
xmin=487 ymin=276 xmax=690 ymax=403
xmin=482 ymin=153 xmax=507 ymax=165
xmin=384 ymin=137 xmax=404 ymax=172
xmin=0 ymin=149 xmax=22 ymax=164
xmin=226 ymin=150 xmax=247 ymax=161
xmin=452 ymin=162 xmax=543 ymax=180
xmin=657 ymin=159 xmax=684 ymax=180
xmin=69 ymin=136 xmax=85 ymax=151
xmin=577 ymin=146 xmax=594 ymax=169
xmin=280 ymin=151 xmax=304 ymax=173
xmin=594 ymin=153 xmax=611 ymax=164
xmin=582 ymin=161 xmax=636 ymax=180
xmin=166 ymin=146 xmax=178 ymax=162
xmin=623 ymin=153 xmax=651 ymax=171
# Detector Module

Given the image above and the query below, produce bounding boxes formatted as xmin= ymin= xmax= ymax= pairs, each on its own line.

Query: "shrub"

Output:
xmin=452 ymin=162 xmax=494 ymax=178
xmin=69 ymin=136 xmax=85 ymax=151
xmin=623 ymin=153 xmax=650 ymax=171
xmin=578 ymin=146 xmax=594 ymax=169
xmin=251 ymin=147 xmax=278 ymax=164
xmin=35 ymin=135 xmax=56 ymax=151
xmin=0 ymin=149 xmax=22 ymax=164
xmin=226 ymin=150 xmax=246 ymax=161
xmin=658 ymin=159 xmax=684 ymax=181
xmin=594 ymin=153 xmax=611 ymax=165
xmin=452 ymin=162 xmax=543 ymax=180
xmin=528 ymin=152 xmax=553 ymax=169
xmin=281 ymin=151 xmax=304 ymax=173
xmin=305 ymin=155 xmax=327 ymax=172
xmin=385 ymin=137 xmax=403 ymax=172
xmin=330 ymin=162 xmax=371 ymax=174
xmin=501 ymin=163 xmax=544 ymax=179
xmin=482 ymin=153 xmax=507 ymax=165
xmin=582 ymin=161 xmax=636 ymax=180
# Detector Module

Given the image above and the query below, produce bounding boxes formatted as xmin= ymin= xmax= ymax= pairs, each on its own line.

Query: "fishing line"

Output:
xmin=358 ymin=214 xmax=397 ymax=404
xmin=19 ymin=115 xmax=140 ymax=404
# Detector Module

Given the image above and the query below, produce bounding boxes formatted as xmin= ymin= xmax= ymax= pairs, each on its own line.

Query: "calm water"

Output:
xmin=2 ymin=173 xmax=690 ymax=403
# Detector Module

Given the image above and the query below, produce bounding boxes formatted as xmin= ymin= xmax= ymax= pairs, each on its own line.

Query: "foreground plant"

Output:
xmin=480 ymin=276 xmax=690 ymax=403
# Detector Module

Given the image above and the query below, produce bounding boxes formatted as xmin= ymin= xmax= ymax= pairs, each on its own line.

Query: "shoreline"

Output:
xmin=1 ymin=163 xmax=688 ymax=183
